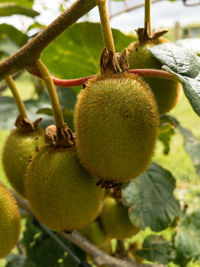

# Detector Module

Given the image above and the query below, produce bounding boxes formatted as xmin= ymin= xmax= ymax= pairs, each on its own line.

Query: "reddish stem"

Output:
xmin=28 ymin=68 xmax=176 ymax=88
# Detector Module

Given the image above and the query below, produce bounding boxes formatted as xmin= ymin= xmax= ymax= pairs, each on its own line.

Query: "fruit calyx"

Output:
xmin=100 ymin=47 xmax=129 ymax=75
xmin=96 ymin=179 xmax=122 ymax=192
xmin=15 ymin=115 xmax=42 ymax=132
xmin=45 ymin=124 xmax=75 ymax=148
xmin=136 ymin=24 xmax=168 ymax=45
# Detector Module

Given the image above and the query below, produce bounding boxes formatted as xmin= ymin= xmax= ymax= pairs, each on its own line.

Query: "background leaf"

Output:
xmin=0 ymin=0 xmax=34 ymax=8
xmin=41 ymin=22 xmax=136 ymax=79
xmin=0 ymin=4 xmax=39 ymax=18
xmin=173 ymin=211 xmax=200 ymax=266
xmin=22 ymin=216 xmax=86 ymax=267
xmin=0 ymin=23 xmax=28 ymax=47
xmin=122 ymin=163 xmax=181 ymax=231
xmin=136 ymin=235 xmax=176 ymax=264
xmin=5 ymin=254 xmax=26 ymax=267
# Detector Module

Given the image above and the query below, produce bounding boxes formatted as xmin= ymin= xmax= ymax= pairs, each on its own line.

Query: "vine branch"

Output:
xmin=0 ymin=0 xmax=97 ymax=80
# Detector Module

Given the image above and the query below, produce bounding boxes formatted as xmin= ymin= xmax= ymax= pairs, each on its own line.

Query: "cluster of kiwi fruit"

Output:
xmin=0 ymin=26 xmax=182 ymax=261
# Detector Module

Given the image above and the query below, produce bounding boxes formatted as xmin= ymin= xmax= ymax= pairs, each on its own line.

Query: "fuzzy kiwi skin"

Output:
xmin=128 ymin=40 xmax=182 ymax=115
xmin=0 ymin=182 xmax=20 ymax=258
xmin=74 ymin=73 xmax=159 ymax=183
xmin=26 ymin=145 xmax=105 ymax=232
xmin=2 ymin=127 xmax=44 ymax=198
xmin=100 ymin=197 xmax=140 ymax=240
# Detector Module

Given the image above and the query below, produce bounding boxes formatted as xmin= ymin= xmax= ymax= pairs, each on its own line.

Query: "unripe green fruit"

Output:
xmin=2 ymin=127 xmax=44 ymax=198
xmin=0 ymin=182 xmax=20 ymax=258
xmin=80 ymin=221 xmax=108 ymax=247
xmin=74 ymin=73 xmax=159 ymax=183
xmin=128 ymin=39 xmax=182 ymax=115
xmin=100 ymin=197 xmax=140 ymax=240
xmin=26 ymin=145 xmax=105 ymax=231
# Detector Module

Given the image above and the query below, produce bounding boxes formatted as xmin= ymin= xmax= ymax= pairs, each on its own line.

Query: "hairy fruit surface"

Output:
xmin=2 ymin=127 xmax=44 ymax=198
xmin=26 ymin=145 xmax=105 ymax=231
xmin=100 ymin=197 xmax=140 ymax=240
xmin=74 ymin=73 xmax=159 ymax=183
xmin=0 ymin=182 xmax=20 ymax=258
xmin=128 ymin=40 xmax=182 ymax=115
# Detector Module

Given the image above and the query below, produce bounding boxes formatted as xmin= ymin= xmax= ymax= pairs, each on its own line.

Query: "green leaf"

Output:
xmin=41 ymin=22 xmax=135 ymax=79
xmin=173 ymin=211 xmax=200 ymax=266
xmin=37 ymin=108 xmax=74 ymax=131
xmin=0 ymin=37 xmax=19 ymax=55
xmin=0 ymin=3 xmax=39 ymax=18
xmin=165 ymin=67 xmax=200 ymax=117
xmin=177 ymin=124 xmax=200 ymax=176
xmin=0 ymin=0 xmax=34 ymax=8
xmin=5 ymin=254 xmax=26 ymax=267
xmin=149 ymin=43 xmax=200 ymax=78
xmin=158 ymin=116 xmax=175 ymax=155
xmin=149 ymin=43 xmax=200 ymax=117
xmin=122 ymin=163 xmax=181 ymax=231
xmin=0 ymin=96 xmax=47 ymax=129
xmin=0 ymin=23 xmax=28 ymax=47
xmin=136 ymin=235 xmax=176 ymax=264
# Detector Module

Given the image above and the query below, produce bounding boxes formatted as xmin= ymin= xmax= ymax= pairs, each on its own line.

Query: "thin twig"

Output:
xmin=0 ymin=0 xmax=97 ymax=80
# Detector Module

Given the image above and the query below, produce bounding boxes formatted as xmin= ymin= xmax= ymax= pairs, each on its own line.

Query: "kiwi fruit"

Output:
xmin=80 ymin=220 xmax=108 ymax=248
xmin=26 ymin=145 xmax=105 ymax=231
xmin=74 ymin=72 xmax=159 ymax=183
xmin=2 ymin=127 xmax=44 ymax=198
xmin=128 ymin=38 xmax=182 ymax=115
xmin=100 ymin=197 xmax=140 ymax=240
xmin=0 ymin=182 xmax=20 ymax=258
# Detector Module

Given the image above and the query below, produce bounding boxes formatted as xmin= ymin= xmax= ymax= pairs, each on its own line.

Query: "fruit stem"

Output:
xmin=145 ymin=0 xmax=152 ymax=37
xmin=5 ymin=76 xmax=27 ymax=118
xmin=35 ymin=59 xmax=65 ymax=129
xmin=96 ymin=0 xmax=115 ymax=52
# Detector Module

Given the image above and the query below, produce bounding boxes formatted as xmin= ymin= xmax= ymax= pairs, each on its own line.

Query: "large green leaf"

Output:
xmin=41 ymin=22 xmax=136 ymax=79
xmin=150 ymin=43 xmax=200 ymax=78
xmin=122 ymin=163 xmax=181 ymax=231
xmin=0 ymin=23 xmax=28 ymax=47
xmin=0 ymin=3 xmax=39 ymax=18
xmin=136 ymin=235 xmax=176 ymax=264
xmin=149 ymin=44 xmax=200 ymax=117
xmin=0 ymin=0 xmax=34 ymax=8
xmin=173 ymin=211 xmax=200 ymax=266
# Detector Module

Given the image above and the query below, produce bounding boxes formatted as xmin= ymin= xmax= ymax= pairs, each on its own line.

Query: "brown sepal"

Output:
xmin=100 ymin=48 xmax=121 ymax=75
xmin=15 ymin=115 xmax=42 ymax=132
xmin=136 ymin=23 xmax=168 ymax=45
xmin=116 ymin=48 xmax=129 ymax=71
xmin=45 ymin=124 xmax=75 ymax=148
